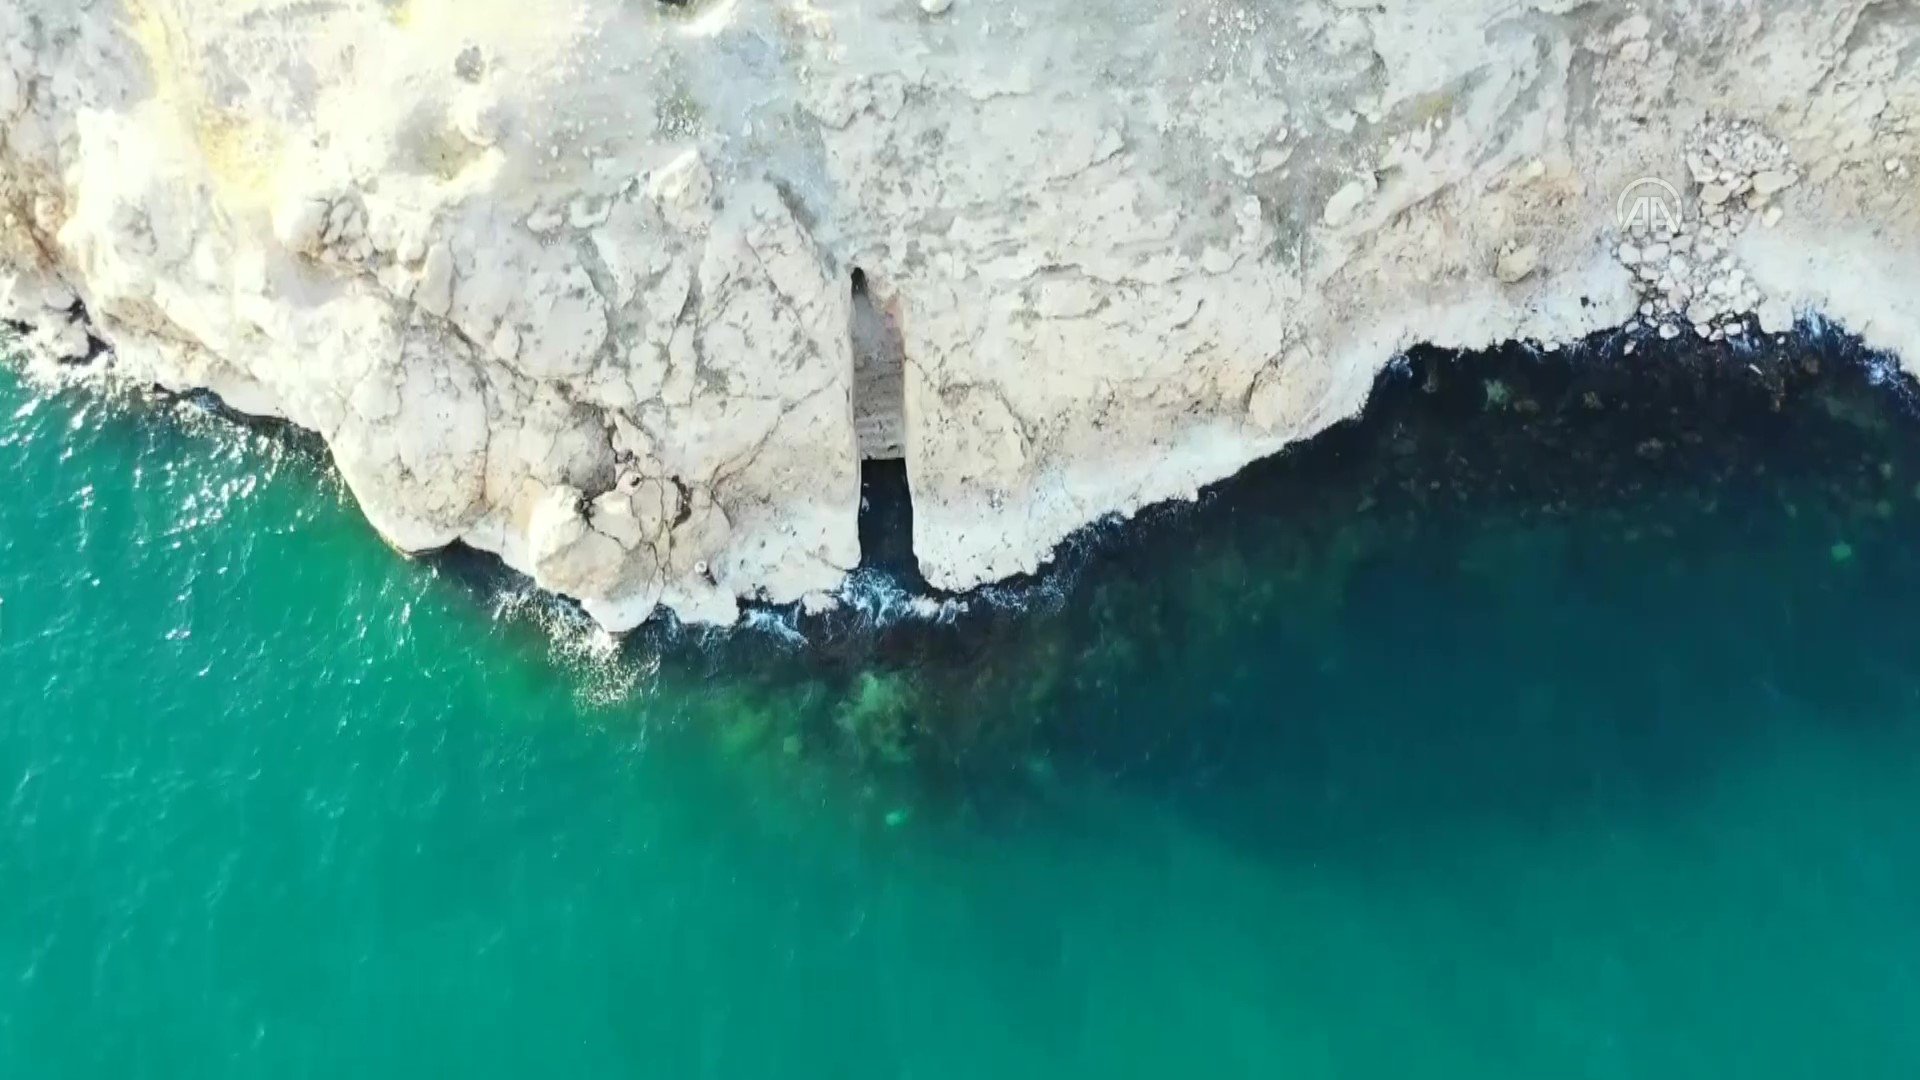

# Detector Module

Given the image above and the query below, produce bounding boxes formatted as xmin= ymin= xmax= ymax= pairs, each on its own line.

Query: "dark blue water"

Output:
xmin=6 ymin=331 xmax=1920 ymax=1077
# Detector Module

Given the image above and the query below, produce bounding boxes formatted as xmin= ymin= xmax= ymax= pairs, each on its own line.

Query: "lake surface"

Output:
xmin=6 ymin=330 xmax=1920 ymax=1077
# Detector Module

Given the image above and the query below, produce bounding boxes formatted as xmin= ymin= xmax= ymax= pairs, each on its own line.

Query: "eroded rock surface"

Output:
xmin=5 ymin=1 xmax=1920 ymax=626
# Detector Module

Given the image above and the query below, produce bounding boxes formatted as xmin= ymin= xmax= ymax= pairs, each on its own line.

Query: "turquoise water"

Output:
xmin=7 ymin=336 xmax=1920 ymax=1077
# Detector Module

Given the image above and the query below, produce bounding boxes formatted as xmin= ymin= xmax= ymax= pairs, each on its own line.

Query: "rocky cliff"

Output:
xmin=5 ymin=0 xmax=1920 ymax=628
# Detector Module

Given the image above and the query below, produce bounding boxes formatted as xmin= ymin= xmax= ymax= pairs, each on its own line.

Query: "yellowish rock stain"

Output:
xmin=122 ymin=0 xmax=284 ymax=208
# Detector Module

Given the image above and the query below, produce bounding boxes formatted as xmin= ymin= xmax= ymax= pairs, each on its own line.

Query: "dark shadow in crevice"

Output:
xmin=858 ymin=458 xmax=924 ymax=588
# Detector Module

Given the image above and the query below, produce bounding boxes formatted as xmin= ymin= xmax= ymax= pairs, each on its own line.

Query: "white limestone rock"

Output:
xmin=5 ymin=0 xmax=1920 ymax=628
xmin=528 ymin=485 xmax=628 ymax=601
xmin=1496 ymin=243 xmax=1542 ymax=284
xmin=1757 ymin=298 xmax=1796 ymax=336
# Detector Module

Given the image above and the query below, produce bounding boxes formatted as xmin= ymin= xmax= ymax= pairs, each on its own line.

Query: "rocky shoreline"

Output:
xmin=585 ymin=323 xmax=1920 ymax=791
xmin=6 ymin=1 xmax=1920 ymax=630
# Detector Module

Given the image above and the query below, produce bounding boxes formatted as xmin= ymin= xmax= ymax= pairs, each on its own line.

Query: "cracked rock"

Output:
xmin=5 ymin=0 xmax=1920 ymax=630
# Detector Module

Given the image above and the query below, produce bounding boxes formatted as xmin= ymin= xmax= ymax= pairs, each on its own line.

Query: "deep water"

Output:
xmin=8 ymin=331 xmax=1920 ymax=1077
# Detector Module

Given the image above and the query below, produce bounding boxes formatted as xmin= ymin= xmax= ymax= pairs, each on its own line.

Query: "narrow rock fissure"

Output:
xmin=850 ymin=267 xmax=918 ymax=577
xmin=850 ymin=268 xmax=905 ymax=462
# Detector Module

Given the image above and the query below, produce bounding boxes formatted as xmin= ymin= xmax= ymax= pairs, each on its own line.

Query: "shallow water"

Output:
xmin=6 ymin=334 xmax=1920 ymax=1077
